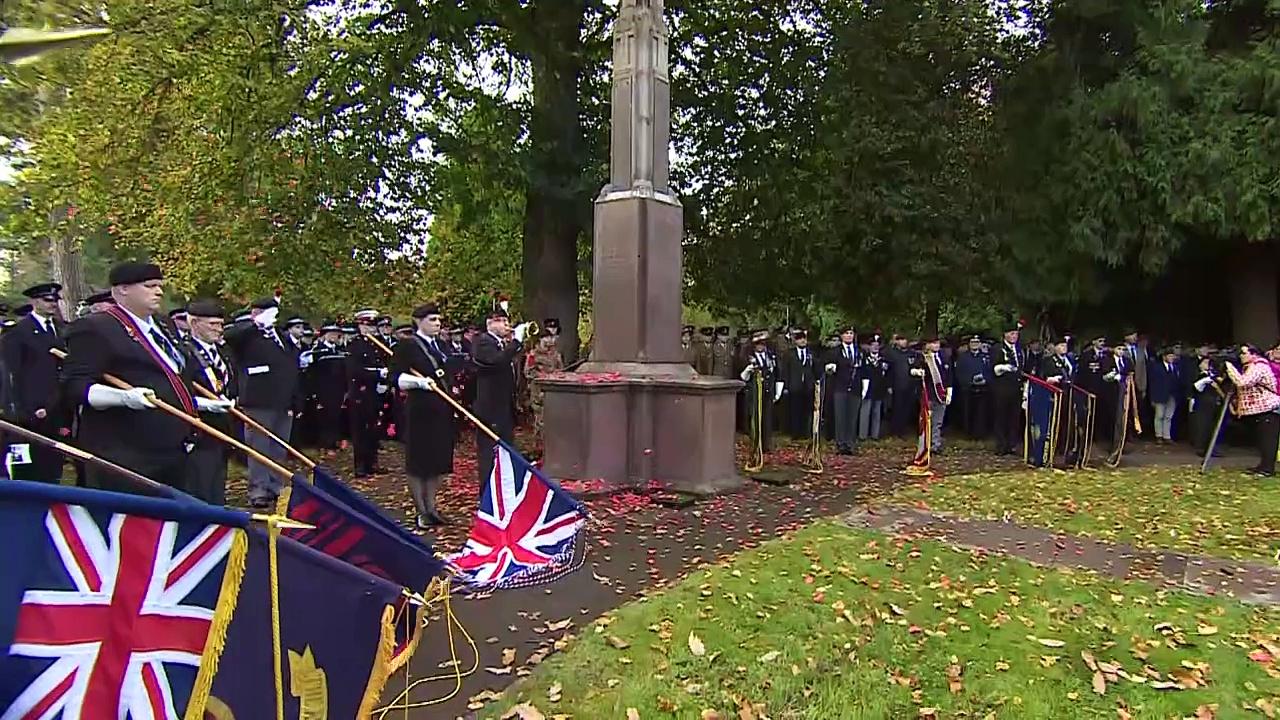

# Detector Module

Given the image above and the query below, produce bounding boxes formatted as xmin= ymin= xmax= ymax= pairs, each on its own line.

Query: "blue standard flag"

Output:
xmin=0 ymin=481 xmax=248 ymax=719
xmin=206 ymin=527 xmax=416 ymax=719
xmin=277 ymin=472 xmax=443 ymax=593
xmin=1024 ymin=380 xmax=1061 ymax=468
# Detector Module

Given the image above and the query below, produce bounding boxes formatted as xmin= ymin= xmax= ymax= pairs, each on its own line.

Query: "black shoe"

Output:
xmin=426 ymin=511 xmax=448 ymax=526
xmin=415 ymin=515 xmax=432 ymax=530
xmin=249 ymin=497 xmax=275 ymax=511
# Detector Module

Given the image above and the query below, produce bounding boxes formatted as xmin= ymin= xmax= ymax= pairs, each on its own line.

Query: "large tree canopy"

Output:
xmin=2 ymin=0 xmax=1277 ymax=342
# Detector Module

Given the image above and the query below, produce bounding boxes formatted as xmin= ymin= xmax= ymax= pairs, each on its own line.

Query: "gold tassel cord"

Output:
xmin=268 ymin=519 xmax=285 ymax=720
xmin=801 ymin=378 xmax=824 ymax=474
xmin=744 ymin=370 xmax=765 ymax=473
xmin=373 ymin=578 xmax=480 ymax=716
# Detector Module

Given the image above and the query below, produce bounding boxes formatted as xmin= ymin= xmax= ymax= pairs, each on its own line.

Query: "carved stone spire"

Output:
xmin=603 ymin=0 xmax=674 ymax=203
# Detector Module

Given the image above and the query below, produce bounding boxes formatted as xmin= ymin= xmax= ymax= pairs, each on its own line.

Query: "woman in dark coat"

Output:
xmin=390 ymin=304 xmax=456 ymax=529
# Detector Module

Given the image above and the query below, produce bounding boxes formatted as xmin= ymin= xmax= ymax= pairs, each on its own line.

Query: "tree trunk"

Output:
xmin=47 ymin=204 xmax=88 ymax=320
xmin=519 ymin=1 xmax=589 ymax=363
xmin=922 ymin=298 xmax=939 ymax=339
xmin=1229 ymin=241 xmax=1279 ymax=347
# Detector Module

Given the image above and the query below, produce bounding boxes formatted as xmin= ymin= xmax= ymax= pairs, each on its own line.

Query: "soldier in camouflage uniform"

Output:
xmin=524 ymin=332 xmax=564 ymax=443
xmin=711 ymin=326 xmax=735 ymax=379
xmin=695 ymin=327 xmax=714 ymax=375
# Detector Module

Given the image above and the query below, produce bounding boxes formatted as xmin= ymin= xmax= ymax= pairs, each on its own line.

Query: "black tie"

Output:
xmin=150 ymin=327 xmax=185 ymax=372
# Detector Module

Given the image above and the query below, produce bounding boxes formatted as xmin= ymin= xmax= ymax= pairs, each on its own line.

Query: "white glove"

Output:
xmin=513 ymin=322 xmax=531 ymax=344
xmin=774 ymin=382 xmax=784 ymax=402
xmin=87 ymin=384 xmax=156 ymax=410
xmin=1193 ymin=376 xmax=1211 ymax=392
xmin=739 ymin=366 xmax=754 ymax=381
xmin=1189 ymin=398 xmax=1196 ymax=413
xmin=378 ymin=367 xmax=389 ymax=379
xmin=910 ymin=368 xmax=925 ymax=377
xmin=196 ymin=397 xmax=235 ymax=414
xmin=375 ymin=383 xmax=389 ymax=394
xmin=298 ymin=351 xmax=313 ymax=369
xmin=824 ymin=363 xmax=836 ymax=374
xmin=1104 ymin=371 xmax=1119 ymax=382
xmin=945 ymin=387 xmax=953 ymax=405
xmin=397 ymin=374 xmax=435 ymax=392
xmin=1047 ymin=375 xmax=1062 ymax=384
xmin=861 ymin=378 xmax=870 ymax=398
xmin=254 ymin=306 xmax=279 ymax=327
xmin=994 ymin=364 xmax=1013 ymax=376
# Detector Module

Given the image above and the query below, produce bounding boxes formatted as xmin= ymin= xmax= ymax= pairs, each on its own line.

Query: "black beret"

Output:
xmin=22 ymin=282 xmax=62 ymax=300
xmin=699 ymin=327 xmax=714 ymax=337
xmin=85 ymin=290 xmax=113 ymax=306
xmin=412 ymin=303 xmax=441 ymax=319
xmin=168 ymin=308 xmax=188 ymax=319
xmin=250 ymin=297 xmax=278 ymax=310
xmin=109 ymin=262 xmax=163 ymax=287
xmin=394 ymin=323 xmax=413 ymax=333
xmin=186 ymin=299 xmax=224 ymax=318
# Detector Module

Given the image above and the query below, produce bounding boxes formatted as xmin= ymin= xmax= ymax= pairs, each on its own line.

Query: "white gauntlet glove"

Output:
xmin=397 ymin=374 xmax=436 ymax=392
xmin=1104 ymin=371 xmax=1119 ymax=382
xmin=298 ymin=351 xmax=313 ymax=369
xmin=994 ymin=364 xmax=1013 ymax=376
xmin=377 ymin=367 xmax=389 ymax=379
xmin=945 ymin=387 xmax=953 ymax=405
xmin=1193 ymin=377 xmax=1212 ymax=392
xmin=87 ymin=385 xmax=156 ymax=410
xmin=824 ymin=363 xmax=836 ymax=374
xmin=253 ymin=306 xmax=279 ymax=327
xmin=910 ymin=368 xmax=925 ymax=378
xmin=861 ymin=378 xmax=871 ymax=398
xmin=773 ymin=382 xmax=784 ymax=402
xmin=196 ymin=397 xmax=235 ymax=414
xmin=739 ymin=366 xmax=754 ymax=381
xmin=513 ymin=322 xmax=531 ymax=344
xmin=1047 ymin=375 xmax=1062 ymax=384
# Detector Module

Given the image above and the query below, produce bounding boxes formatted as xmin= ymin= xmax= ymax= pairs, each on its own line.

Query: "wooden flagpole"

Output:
xmin=366 ymin=334 xmax=501 ymax=443
xmin=189 ymin=380 xmax=316 ymax=470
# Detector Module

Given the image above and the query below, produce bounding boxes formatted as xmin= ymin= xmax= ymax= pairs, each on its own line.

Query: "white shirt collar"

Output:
xmin=417 ymin=331 xmax=438 ymax=343
xmin=195 ymin=337 xmax=219 ymax=353
xmin=30 ymin=310 xmax=52 ymax=326
xmin=120 ymin=304 xmax=157 ymax=331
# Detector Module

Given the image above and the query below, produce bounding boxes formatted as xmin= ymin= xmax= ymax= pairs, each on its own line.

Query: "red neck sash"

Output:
xmin=103 ymin=305 xmax=197 ymax=416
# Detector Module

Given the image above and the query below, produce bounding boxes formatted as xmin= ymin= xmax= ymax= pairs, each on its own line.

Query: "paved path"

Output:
xmin=841 ymin=505 xmax=1280 ymax=606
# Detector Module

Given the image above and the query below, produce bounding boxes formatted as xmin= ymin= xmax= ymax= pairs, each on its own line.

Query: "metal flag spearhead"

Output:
xmin=0 ymin=24 xmax=111 ymax=65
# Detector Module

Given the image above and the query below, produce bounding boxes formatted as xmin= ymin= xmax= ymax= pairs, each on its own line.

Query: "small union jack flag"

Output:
xmin=449 ymin=440 xmax=586 ymax=590
xmin=0 ymin=484 xmax=245 ymax=720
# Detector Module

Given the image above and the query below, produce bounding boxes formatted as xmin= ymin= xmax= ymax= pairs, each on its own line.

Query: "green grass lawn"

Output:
xmin=892 ymin=467 xmax=1280 ymax=563
xmin=484 ymin=522 xmax=1280 ymax=720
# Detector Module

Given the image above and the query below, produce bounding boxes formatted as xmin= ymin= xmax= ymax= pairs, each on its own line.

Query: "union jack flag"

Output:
xmin=0 ymin=483 xmax=245 ymax=720
xmin=448 ymin=440 xmax=586 ymax=590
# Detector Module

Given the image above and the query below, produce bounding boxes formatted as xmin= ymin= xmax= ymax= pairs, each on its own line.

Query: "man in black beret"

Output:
xmin=1 ymin=281 xmax=67 ymax=481
xmin=83 ymin=290 xmax=114 ymax=314
xmin=390 ymin=303 xmax=456 ymax=527
xmin=222 ymin=296 xmax=301 ymax=507
xmin=63 ymin=262 xmax=233 ymax=493
xmin=168 ymin=307 xmax=191 ymax=343
xmin=184 ymin=299 xmax=237 ymax=503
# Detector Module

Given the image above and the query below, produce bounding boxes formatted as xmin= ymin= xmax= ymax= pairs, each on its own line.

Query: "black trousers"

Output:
xmin=8 ymin=416 xmax=65 ymax=482
xmin=963 ymin=390 xmax=991 ymax=439
xmin=786 ymin=385 xmax=815 ymax=438
xmin=314 ymin=400 xmax=345 ymax=449
xmin=349 ymin=400 xmax=382 ymax=475
xmin=1253 ymin=412 xmax=1279 ymax=475
xmin=832 ymin=391 xmax=861 ymax=452
xmin=889 ymin=384 xmax=917 ymax=437
xmin=187 ymin=444 xmax=228 ymax=505
xmin=476 ymin=414 xmax=515 ymax=482
xmin=1189 ymin=393 xmax=1223 ymax=454
xmin=991 ymin=384 xmax=1022 ymax=454
xmin=85 ymin=450 xmax=189 ymax=497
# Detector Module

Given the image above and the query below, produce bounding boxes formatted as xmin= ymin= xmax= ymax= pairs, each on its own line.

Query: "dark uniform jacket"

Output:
xmin=62 ymin=311 xmax=199 ymax=464
xmin=186 ymin=338 xmax=239 ymax=435
xmin=390 ymin=334 xmax=455 ymax=477
xmin=223 ymin=321 xmax=300 ymax=412
xmin=992 ymin=342 xmax=1029 ymax=390
xmin=1 ymin=314 xmax=66 ymax=422
xmin=781 ymin=345 xmax=818 ymax=396
xmin=825 ymin=343 xmax=863 ymax=394
xmin=472 ymin=332 xmax=522 ymax=427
